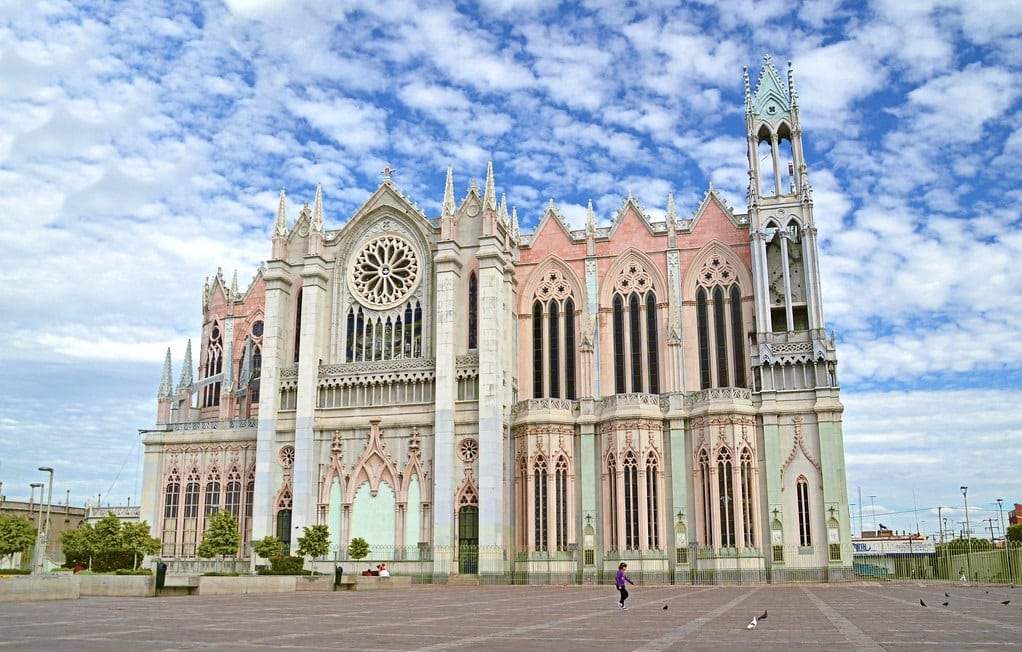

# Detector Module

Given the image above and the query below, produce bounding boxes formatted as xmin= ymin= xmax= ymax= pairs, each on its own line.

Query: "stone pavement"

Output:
xmin=0 ymin=583 xmax=1020 ymax=651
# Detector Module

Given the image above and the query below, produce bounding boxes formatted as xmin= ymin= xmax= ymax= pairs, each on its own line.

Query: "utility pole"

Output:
xmin=937 ymin=506 xmax=944 ymax=545
xmin=984 ymin=518 xmax=997 ymax=543
xmin=961 ymin=486 xmax=973 ymax=581
xmin=858 ymin=486 xmax=864 ymax=536
xmin=996 ymin=499 xmax=1006 ymax=540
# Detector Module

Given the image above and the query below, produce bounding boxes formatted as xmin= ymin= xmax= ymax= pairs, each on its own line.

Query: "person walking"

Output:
xmin=615 ymin=562 xmax=634 ymax=610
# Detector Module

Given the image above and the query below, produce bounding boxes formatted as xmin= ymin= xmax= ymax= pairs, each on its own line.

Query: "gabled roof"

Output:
xmin=527 ymin=199 xmax=574 ymax=246
xmin=326 ymin=179 xmax=431 ymax=244
xmin=750 ymin=54 xmax=792 ymax=120
xmin=606 ymin=193 xmax=657 ymax=239
xmin=688 ymin=186 xmax=748 ymax=231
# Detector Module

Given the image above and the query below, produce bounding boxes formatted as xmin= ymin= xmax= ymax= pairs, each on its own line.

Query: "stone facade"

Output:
xmin=140 ymin=57 xmax=852 ymax=581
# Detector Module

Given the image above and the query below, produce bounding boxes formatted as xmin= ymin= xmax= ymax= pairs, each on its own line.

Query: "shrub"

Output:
xmin=348 ymin=537 xmax=370 ymax=561
xmin=113 ymin=568 xmax=153 ymax=575
xmin=0 ymin=568 xmax=30 ymax=575
xmin=252 ymin=536 xmax=285 ymax=560
xmin=268 ymin=555 xmax=306 ymax=574
xmin=92 ymin=551 xmax=137 ymax=573
xmin=202 ymin=571 xmax=242 ymax=576
xmin=258 ymin=568 xmax=320 ymax=576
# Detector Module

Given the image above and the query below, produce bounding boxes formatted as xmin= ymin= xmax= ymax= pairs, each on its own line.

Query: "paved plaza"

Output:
xmin=0 ymin=583 xmax=1020 ymax=651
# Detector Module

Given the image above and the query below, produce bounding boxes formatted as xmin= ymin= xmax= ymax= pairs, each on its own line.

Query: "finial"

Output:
xmin=177 ymin=339 xmax=193 ymax=390
xmin=585 ymin=199 xmax=595 ymax=234
xmin=547 ymin=197 xmax=555 ymax=211
xmin=274 ymin=189 xmax=287 ymax=236
xmin=382 ymin=165 xmax=395 ymax=181
xmin=763 ymin=52 xmax=772 ymax=64
xmin=666 ymin=192 xmax=677 ymax=223
xmin=627 ymin=189 xmax=635 ymax=202
xmin=498 ymin=192 xmax=508 ymax=223
xmin=469 ymin=177 xmax=479 ymax=193
xmin=511 ymin=206 xmax=520 ymax=237
xmin=230 ymin=270 xmax=239 ymax=297
xmin=311 ymin=183 xmax=324 ymax=232
xmin=442 ymin=166 xmax=455 ymax=216
xmin=483 ymin=160 xmax=496 ymax=211
xmin=743 ymin=65 xmax=752 ymax=113
xmin=158 ymin=348 xmax=173 ymax=397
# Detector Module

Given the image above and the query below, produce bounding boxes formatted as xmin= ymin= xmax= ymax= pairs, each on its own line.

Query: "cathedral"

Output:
xmin=139 ymin=57 xmax=852 ymax=582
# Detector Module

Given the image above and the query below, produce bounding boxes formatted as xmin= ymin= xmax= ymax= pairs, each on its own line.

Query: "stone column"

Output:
xmin=291 ymin=256 xmax=330 ymax=536
xmin=750 ymin=228 xmax=772 ymax=334
xmin=668 ymin=419 xmax=688 ymax=564
xmin=477 ymin=244 xmax=508 ymax=573
xmin=251 ymin=262 xmax=293 ymax=568
xmin=760 ymin=413 xmax=784 ymax=564
xmin=817 ymin=406 xmax=852 ymax=564
xmin=779 ymin=235 xmax=794 ymax=331
xmin=584 ymin=258 xmax=600 ymax=398
xmin=432 ymin=246 xmax=461 ymax=575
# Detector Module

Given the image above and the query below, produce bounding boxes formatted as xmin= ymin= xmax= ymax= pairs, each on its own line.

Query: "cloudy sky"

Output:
xmin=1 ymin=0 xmax=1020 ymax=538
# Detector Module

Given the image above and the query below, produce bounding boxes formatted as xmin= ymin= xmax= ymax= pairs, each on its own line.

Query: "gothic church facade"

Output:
xmin=140 ymin=58 xmax=852 ymax=581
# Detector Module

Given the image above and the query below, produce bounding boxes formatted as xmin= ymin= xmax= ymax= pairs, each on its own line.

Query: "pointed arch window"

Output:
xmin=529 ymin=270 xmax=577 ymax=399
xmin=516 ymin=457 xmax=528 ymax=550
xmin=740 ymin=448 xmax=755 ymax=547
xmin=548 ymin=301 xmax=560 ymax=398
xmin=717 ymin=449 xmax=735 ymax=547
xmin=730 ymin=285 xmax=746 ymax=388
xmin=623 ymin=452 xmax=639 ymax=550
xmin=293 ymin=288 xmax=303 ymax=363
xmin=628 ymin=294 xmax=642 ymax=392
xmin=202 ymin=322 xmax=223 ymax=408
xmin=606 ymin=454 xmax=618 ymax=551
xmin=564 ymin=298 xmax=576 ymax=400
xmin=225 ymin=471 xmax=242 ymax=518
xmin=346 ymin=299 xmax=422 ymax=363
xmin=164 ymin=475 xmax=180 ymax=518
xmin=646 ymin=453 xmax=660 ymax=550
xmin=534 ymin=456 xmax=548 ymax=551
xmin=646 ymin=293 xmax=660 ymax=394
xmin=468 ymin=272 xmax=478 ymax=350
xmin=612 ymin=295 xmax=626 ymax=393
xmin=555 ymin=457 xmax=568 ymax=551
xmin=713 ymin=286 xmax=729 ymax=387
xmin=696 ymin=288 xmax=711 ymax=389
xmin=797 ymin=476 xmax=812 ymax=546
xmin=183 ymin=475 xmax=200 ymax=519
xmin=532 ymin=301 xmax=543 ymax=398
xmin=204 ymin=476 xmax=221 ymax=516
xmin=698 ymin=449 xmax=711 ymax=546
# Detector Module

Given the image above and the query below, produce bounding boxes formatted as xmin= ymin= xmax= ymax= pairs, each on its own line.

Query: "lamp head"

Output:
xmin=960 ymin=486 xmax=967 ymax=495
xmin=38 ymin=467 xmax=53 ymax=473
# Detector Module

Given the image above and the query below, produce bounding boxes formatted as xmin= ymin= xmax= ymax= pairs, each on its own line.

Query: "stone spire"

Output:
xmin=230 ymin=270 xmax=239 ymax=298
xmin=442 ymin=166 xmax=455 ymax=216
xmin=498 ymin=193 xmax=508 ymax=224
xmin=177 ymin=339 xmax=193 ymax=390
xmin=158 ymin=347 xmax=173 ymax=397
xmin=311 ymin=183 xmax=324 ymax=232
xmin=274 ymin=189 xmax=287 ymax=236
xmin=743 ymin=65 xmax=752 ymax=115
xmin=483 ymin=160 xmax=496 ymax=211
xmin=666 ymin=192 xmax=678 ymax=225
xmin=585 ymin=199 xmax=596 ymax=235
xmin=511 ymin=207 xmax=520 ymax=238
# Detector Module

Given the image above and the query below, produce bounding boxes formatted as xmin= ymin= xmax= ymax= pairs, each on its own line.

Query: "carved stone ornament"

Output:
xmin=534 ymin=269 xmax=573 ymax=302
xmin=347 ymin=234 xmax=421 ymax=310
xmin=458 ymin=437 xmax=479 ymax=462
xmin=697 ymin=253 xmax=736 ymax=288
xmin=614 ymin=261 xmax=653 ymax=295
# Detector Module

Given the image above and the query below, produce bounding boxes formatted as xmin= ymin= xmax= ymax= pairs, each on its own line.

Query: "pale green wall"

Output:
xmin=328 ymin=479 xmax=342 ymax=556
xmin=350 ymin=482 xmax=396 ymax=551
xmin=405 ymin=477 xmax=421 ymax=559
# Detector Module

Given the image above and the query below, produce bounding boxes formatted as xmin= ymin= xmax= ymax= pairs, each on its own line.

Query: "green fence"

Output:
xmin=853 ymin=543 xmax=1021 ymax=583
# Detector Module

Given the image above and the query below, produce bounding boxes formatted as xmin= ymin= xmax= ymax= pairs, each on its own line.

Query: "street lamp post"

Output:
xmin=996 ymin=499 xmax=1006 ymax=539
xmin=28 ymin=483 xmax=43 ymax=573
xmin=961 ymin=486 xmax=973 ymax=581
xmin=34 ymin=468 xmax=53 ymax=574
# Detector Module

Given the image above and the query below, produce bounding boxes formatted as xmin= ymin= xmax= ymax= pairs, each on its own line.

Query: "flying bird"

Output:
xmin=919 ymin=600 xmax=927 ymax=607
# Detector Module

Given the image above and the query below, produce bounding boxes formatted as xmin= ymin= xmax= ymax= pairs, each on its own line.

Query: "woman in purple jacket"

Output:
xmin=615 ymin=562 xmax=634 ymax=609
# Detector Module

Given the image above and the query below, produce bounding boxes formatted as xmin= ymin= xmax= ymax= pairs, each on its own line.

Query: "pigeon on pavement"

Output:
xmin=1002 ymin=600 xmax=1011 ymax=606
xmin=662 ymin=605 xmax=668 ymax=611
xmin=746 ymin=612 xmax=767 ymax=630
xmin=942 ymin=602 xmax=949 ymax=607
xmin=944 ymin=592 xmax=950 ymax=597
xmin=920 ymin=600 xmax=927 ymax=607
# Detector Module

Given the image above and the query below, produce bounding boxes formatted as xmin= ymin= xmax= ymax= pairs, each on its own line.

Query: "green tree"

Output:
xmin=0 ymin=515 xmax=37 ymax=568
xmin=1007 ymin=524 xmax=1022 ymax=544
xmin=938 ymin=537 xmax=993 ymax=556
xmin=253 ymin=535 xmax=285 ymax=560
xmin=119 ymin=522 xmax=162 ymax=570
xmin=61 ymin=524 xmax=96 ymax=569
xmin=348 ymin=537 xmax=370 ymax=562
xmin=297 ymin=525 xmax=330 ymax=573
xmin=196 ymin=511 xmax=241 ymax=570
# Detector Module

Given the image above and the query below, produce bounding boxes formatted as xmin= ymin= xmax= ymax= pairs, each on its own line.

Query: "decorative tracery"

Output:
xmin=530 ymin=266 xmax=577 ymax=400
xmin=348 ymin=235 xmax=421 ymax=310
xmin=695 ymin=250 xmax=747 ymax=389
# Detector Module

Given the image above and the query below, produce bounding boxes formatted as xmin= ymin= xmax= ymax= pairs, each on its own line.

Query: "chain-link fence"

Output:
xmin=853 ymin=542 xmax=1021 ymax=583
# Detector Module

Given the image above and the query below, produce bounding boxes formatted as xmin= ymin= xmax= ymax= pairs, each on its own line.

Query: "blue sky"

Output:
xmin=1 ymin=0 xmax=1020 ymax=538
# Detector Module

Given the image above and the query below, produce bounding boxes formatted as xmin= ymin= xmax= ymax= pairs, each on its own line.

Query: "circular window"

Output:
xmin=458 ymin=438 xmax=479 ymax=462
xmin=279 ymin=446 xmax=295 ymax=468
xmin=347 ymin=235 xmax=421 ymax=310
xmin=252 ymin=320 xmax=264 ymax=337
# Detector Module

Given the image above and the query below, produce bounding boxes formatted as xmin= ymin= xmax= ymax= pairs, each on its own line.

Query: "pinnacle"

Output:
xmin=585 ymin=199 xmax=596 ymax=232
xmin=177 ymin=339 xmax=193 ymax=390
xmin=442 ymin=166 xmax=455 ymax=216
xmin=275 ymin=189 xmax=287 ymax=236
xmin=483 ymin=160 xmax=496 ymax=211
xmin=158 ymin=347 xmax=173 ymax=397
xmin=312 ymin=183 xmax=324 ymax=231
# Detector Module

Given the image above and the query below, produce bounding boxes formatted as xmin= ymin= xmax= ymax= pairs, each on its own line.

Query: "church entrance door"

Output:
xmin=458 ymin=505 xmax=478 ymax=574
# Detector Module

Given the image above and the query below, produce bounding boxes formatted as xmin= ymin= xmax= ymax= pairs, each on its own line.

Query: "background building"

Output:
xmin=140 ymin=57 xmax=852 ymax=581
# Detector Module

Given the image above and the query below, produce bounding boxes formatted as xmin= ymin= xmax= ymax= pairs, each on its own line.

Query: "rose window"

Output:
xmin=458 ymin=438 xmax=479 ymax=462
xmin=279 ymin=445 xmax=295 ymax=468
xmin=348 ymin=235 xmax=421 ymax=309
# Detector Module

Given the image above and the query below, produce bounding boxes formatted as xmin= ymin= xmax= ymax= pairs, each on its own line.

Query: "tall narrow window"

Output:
xmin=184 ymin=477 xmax=200 ymax=518
xmin=204 ymin=479 xmax=221 ymax=516
xmin=613 ymin=295 xmax=626 ymax=393
xmin=548 ymin=301 xmax=560 ymax=398
xmin=646 ymin=454 xmax=659 ymax=549
xmin=555 ymin=457 xmax=568 ymax=551
xmin=713 ymin=286 xmax=729 ymax=387
xmin=623 ymin=453 xmax=639 ymax=549
xmin=413 ymin=302 xmax=422 ymax=357
xmin=564 ymin=298 xmax=576 ymax=400
xmin=244 ymin=477 xmax=254 ymax=516
xmin=740 ymin=448 xmax=755 ymax=547
xmin=468 ymin=272 xmax=478 ymax=350
xmin=629 ymin=294 xmax=642 ymax=392
xmin=532 ymin=301 xmax=543 ymax=398
xmin=202 ymin=323 xmax=223 ymax=408
xmin=276 ymin=509 xmax=292 ymax=549
xmin=403 ymin=304 xmax=413 ymax=357
xmin=645 ymin=292 xmax=659 ymax=394
xmin=607 ymin=454 xmax=618 ymax=550
xmin=345 ymin=309 xmax=355 ymax=362
xmin=293 ymin=288 xmax=303 ymax=363
xmin=225 ymin=476 xmax=242 ymax=518
xmin=797 ymin=476 xmax=812 ymax=546
xmin=164 ymin=477 xmax=180 ymax=518
xmin=517 ymin=458 xmax=528 ymax=549
xmin=696 ymin=288 xmax=711 ymax=389
xmin=730 ymin=285 xmax=746 ymax=388
xmin=534 ymin=457 xmax=548 ymax=551
xmin=698 ymin=449 xmax=711 ymax=545
xmin=718 ymin=450 xmax=735 ymax=547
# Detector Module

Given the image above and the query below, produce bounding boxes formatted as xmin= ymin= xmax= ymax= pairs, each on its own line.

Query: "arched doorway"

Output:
xmin=458 ymin=505 xmax=478 ymax=574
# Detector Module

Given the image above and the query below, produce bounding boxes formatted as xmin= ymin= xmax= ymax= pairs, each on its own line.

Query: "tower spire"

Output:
xmin=585 ymin=199 xmax=596 ymax=234
xmin=158 ymin=348 xmax=173 ymax=397
xmin=311 ymin=183 xmax=324 ymax=232
xmin=177 ymin=339 xmax=193 ymax=390
xmin=442 ymin=166 xmax=455 ymax=216
xmin=483 ymin=160 xmax=496 ymax=211
xmin=274 ymin=189 xmax=287 ymax=236
xmin=230 ymin=270 xmax=239 ymax=298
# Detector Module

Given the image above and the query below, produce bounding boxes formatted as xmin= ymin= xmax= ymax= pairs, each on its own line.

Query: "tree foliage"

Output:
xmin=196 ymin=511 xmax=241 ymax=559
xmin=253 ymin=535 xmax=285 ymax=560
xmin=0 ymin=515 xmax=37 ymax=566
xmin=348 ymin=537 xmax=370 ymax=561
xmin=296 ymin=525 xmax=330 ymax=574
xmin=61 ymin=515 xmax=161 ymax=570
xmin=1007 ymin=524 xmax=1022 ymax=544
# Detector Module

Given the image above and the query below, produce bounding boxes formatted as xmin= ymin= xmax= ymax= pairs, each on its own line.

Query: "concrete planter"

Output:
xmin=353 ymin=575 xmax=413 ymax=590
xmin=197 ymin=575 xmax=297 ymax=595
xmin=295 ymin=575 xmax=333 ymax=592
xmin=79 ymin=574 xmax=156 ymax=597
xmin=0 ymin=575 xmax=79 ymax=602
